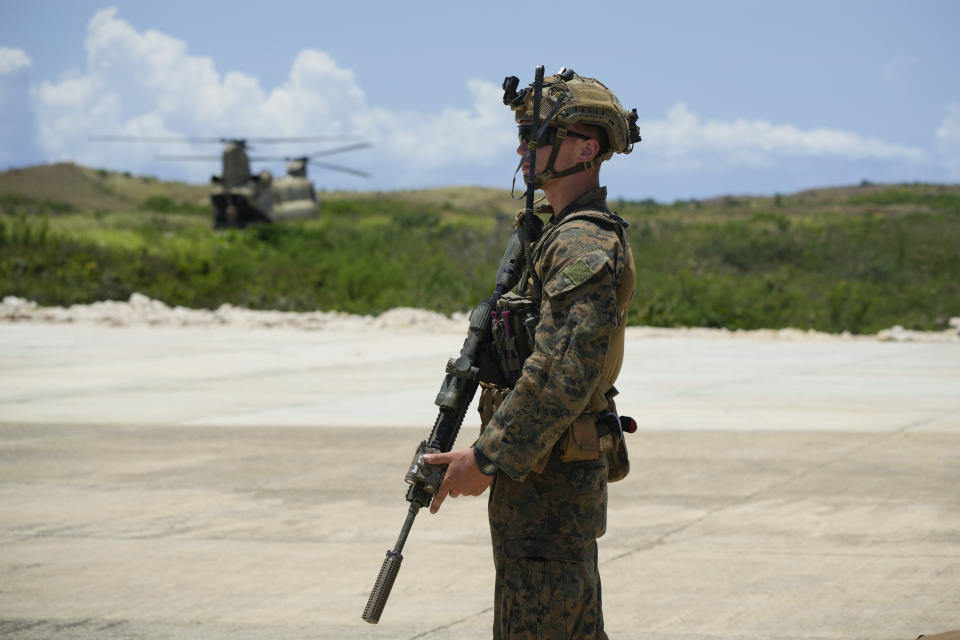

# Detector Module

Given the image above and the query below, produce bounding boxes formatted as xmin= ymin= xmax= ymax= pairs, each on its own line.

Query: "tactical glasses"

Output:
xmin=517 ymin=124 xmax=592 ymax=147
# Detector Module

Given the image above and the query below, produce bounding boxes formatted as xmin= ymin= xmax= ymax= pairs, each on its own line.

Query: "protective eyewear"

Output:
xmin=517 ymin=124 xmax=592 ymax=147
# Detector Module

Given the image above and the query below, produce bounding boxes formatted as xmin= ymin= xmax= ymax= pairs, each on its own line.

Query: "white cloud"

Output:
xmin=633 ymin=102 xmax=927 ymax=171
xmin=29 ymin=8 xmax=512 ymax=183
xmin=935 ymin=102 xmax=960 ymax=178
xmin=18 ymin=8 xmax=939 ymax=191
xmin=935 ymin=103 xmax=960 ymax=145
xmin=373 ymin=78 xmax=514 ymax=167
xmin=0 ymin=47 xmax=32 ymax=75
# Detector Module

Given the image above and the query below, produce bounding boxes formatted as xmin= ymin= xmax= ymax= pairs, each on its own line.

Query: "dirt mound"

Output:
xmin=0 ymin=293 xmax=468 ymax=333
xmin=3 ymin=294 xmax=958 ymax=342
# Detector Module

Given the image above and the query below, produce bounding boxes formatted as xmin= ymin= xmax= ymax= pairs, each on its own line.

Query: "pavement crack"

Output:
xmin=0 ymin=620 xmax=46 ymax=632
xmin=405 ymin=607 xmax=492 ymax=640
xmin=605 ymin=413 xmax=958 ymax=566
xmin=606 ymin=512 xmax=713 ymax=563
xmin=901 ymin=407 xmax=960 ymax=433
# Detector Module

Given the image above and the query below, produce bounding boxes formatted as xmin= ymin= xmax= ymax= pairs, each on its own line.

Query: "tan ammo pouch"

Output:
xmin=557 ymin=414 xmax=605 ymax=462
xmin=558 ymin=412 xmax=631 ymax=482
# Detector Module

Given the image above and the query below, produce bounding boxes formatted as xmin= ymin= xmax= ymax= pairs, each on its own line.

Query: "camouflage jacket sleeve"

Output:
xmin=475 ymin=217 xmax=625 ymax=481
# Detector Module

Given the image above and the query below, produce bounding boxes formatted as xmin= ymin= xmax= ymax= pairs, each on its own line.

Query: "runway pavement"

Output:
xmin=1 ymin=322 xmax=958 ymax=639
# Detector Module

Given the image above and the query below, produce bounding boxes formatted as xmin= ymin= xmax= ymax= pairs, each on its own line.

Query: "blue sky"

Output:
xmin=1 ymin=0 xmax=958 ymax=201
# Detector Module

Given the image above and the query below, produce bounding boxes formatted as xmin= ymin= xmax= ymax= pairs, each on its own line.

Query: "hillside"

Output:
xmin=3 ymin=162 xmax=960 ymax=218
xmin=2 ymin=163 xmax=959 ymax=334
xmin=0 ymin=163 xmax=210 ymax=214
xmin=0 ymin=163 xmax=521 ymax=218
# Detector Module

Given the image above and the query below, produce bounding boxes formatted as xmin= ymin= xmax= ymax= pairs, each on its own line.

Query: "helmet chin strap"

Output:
xmin=533 ymin=127 xmax=599 ymax=185
xmin=510 ymin=95 xmax=575 ymax=194
xmin=512 ymin=126 xmax=599 ymax=192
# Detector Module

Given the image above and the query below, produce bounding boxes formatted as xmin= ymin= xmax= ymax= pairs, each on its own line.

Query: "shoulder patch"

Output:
xmin=564 ymin=258 xmax=595 ymax=287
xmin=543 ymin=248 xmax=611 ymax=297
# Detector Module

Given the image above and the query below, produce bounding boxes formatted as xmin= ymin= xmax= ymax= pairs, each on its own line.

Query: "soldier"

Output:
xmin=424 ymin=69 xmax=640 ymax=639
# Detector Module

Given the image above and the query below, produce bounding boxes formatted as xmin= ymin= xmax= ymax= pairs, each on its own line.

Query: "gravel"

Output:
xmin=2 ymin=293 xmax=958 ymax=342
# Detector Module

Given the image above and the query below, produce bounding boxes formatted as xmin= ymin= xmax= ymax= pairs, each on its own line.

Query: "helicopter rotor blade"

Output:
xmin=242 ymin=136 xmax=361 ymax=143
xmin=305 ymin=142 xmax=373 ymax=158
xmin=251 ymin=143 xmax=372 ymax=163
xmin=91 ymin=135 xmax=360 ymax=144
xmin=91 ymin=135 xmax=226 ymax=144
xmin=309 ymin=160 xmax=372 ymax=178
xmin=155 ymin=155 xmax=223 ymax=161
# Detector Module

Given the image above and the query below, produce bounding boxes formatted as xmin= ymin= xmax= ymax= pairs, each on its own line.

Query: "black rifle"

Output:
xmin=362 ymin=68 xmax=548 ymax=625
xmin=361 ymin=224 xmax=528 ymax=624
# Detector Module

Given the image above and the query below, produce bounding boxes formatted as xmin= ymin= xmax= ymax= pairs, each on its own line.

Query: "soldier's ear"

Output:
xmin=578 ymin=138 xmax=601 ymax=163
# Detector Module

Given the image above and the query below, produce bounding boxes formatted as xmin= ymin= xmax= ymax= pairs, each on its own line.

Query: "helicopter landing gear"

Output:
xmin=212 ymin=194 xmax=272 ymax=229
xmin=225 ymin=203 xmax=239 ymax=227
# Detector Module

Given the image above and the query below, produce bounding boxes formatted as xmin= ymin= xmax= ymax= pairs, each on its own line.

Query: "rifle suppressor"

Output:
xmin=362 ymin=550 xmax=402 ymax=624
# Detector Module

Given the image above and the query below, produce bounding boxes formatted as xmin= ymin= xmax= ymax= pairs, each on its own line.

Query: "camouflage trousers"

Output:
xmin=488 ymin=451 xmax=609 ymax=640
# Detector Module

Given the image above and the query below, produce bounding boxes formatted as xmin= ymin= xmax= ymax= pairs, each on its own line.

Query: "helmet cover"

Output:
xmin=505 ymin=69 xmax=640 ymax=163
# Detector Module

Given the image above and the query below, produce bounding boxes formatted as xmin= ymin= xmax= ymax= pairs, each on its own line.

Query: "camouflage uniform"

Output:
xmin=476 ymin=185 xmax=635 ymax=640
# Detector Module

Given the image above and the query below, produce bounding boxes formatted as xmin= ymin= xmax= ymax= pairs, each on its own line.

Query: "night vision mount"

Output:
xmin=502 ymin=66 xmax=576 ymax=107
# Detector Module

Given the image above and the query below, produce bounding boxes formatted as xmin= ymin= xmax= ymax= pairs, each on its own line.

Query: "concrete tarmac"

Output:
xmin=1 ymin=322 xmax=958 ymax=639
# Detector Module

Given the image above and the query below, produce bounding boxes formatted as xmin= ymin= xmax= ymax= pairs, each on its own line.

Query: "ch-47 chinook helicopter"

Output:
xmin=91 ymin=135 xmax=371 ymax=228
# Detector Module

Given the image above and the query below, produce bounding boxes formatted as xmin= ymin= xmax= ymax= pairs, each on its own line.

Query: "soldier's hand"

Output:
xmin=423 ymin=448 xmax=494 ymax=514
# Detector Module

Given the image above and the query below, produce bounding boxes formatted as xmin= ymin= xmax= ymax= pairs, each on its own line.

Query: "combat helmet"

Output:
xmin=503 ymin=67 xmax=641 ymax=186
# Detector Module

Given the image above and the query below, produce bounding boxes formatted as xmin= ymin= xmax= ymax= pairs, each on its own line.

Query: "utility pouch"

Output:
xmin=490 ymin=294 xmax=539 ymax=386
xmin=558 ymin=411 xmax=632 ymax=482
xmin=558 ymin=414 xmax=604 ymax=462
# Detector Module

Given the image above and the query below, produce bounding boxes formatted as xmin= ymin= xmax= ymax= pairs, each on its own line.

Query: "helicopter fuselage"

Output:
xmin=211 ymin=144 xmax=318 ymax=228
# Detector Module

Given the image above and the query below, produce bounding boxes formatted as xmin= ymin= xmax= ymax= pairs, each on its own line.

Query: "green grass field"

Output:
xmin=2 ymin=164 xmax=958 ymax=334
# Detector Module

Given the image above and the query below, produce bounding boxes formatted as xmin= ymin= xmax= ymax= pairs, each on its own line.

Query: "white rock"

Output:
xmin=2 ymin=294 xmax=959 ymax=342
xmin=877 ymin=325 xmax=915 ymax=342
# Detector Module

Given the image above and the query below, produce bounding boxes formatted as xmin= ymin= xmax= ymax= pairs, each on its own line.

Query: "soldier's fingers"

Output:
xmin=430 ymin=485 xmax=448 ymax=514
xmin=422 ymin=452 xmax=450 ymax=465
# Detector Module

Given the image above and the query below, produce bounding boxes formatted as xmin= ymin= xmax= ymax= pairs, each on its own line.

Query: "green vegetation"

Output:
xmin=138 ymin=195 xmax=209 ymax=215
xmin=0 ymin=193 xmax=74 ymax=216
xmin=2 ymin=165 xmax=958 ymax=334
xmin=1 ymin=192 xmax=509 ymax=314
xmin=623 ymin=210 xmax=958 ymax=332
xmin=849 ymin=187 xmax=960 ymax=213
